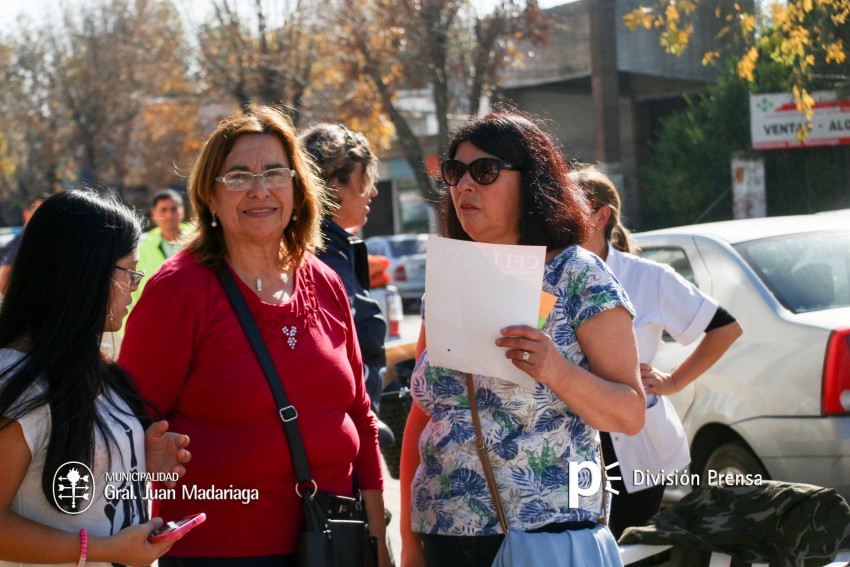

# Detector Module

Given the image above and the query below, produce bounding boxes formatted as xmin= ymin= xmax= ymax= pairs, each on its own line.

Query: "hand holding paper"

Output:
xmin=424 ymin=235 xmax=547 ymax=389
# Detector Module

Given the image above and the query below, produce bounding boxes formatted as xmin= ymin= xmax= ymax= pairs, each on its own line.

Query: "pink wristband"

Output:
xmin=77 ymin=528 xmax=88 ymax=567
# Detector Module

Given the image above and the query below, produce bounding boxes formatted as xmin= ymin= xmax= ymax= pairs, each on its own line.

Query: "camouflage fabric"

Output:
xmin=618 ymin=481 xmax=850 ymax=567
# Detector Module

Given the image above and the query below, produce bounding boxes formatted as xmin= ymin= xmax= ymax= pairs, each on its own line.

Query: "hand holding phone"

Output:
xmin=148 ymin=513 xmax=206 ymax=543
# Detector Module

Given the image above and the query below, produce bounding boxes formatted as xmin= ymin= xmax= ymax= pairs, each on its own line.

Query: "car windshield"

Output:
xmin=390 ymin=237 xmax=427 ymax=257
xmin=735 ymin=230 xmax=850 ymax=313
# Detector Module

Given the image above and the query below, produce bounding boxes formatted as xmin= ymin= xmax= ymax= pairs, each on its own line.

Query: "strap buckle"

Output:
xmin=279 ymin=405 xmax=298 ymax=422
xmin=295 ymin=479 xmax=318 ymax=498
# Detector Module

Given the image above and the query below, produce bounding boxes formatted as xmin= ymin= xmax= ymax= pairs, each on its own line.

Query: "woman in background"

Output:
xmin=573 ymin=165 xmax=742 ymax=538
xmin=300 ymin=123 xmax=394 ymax=446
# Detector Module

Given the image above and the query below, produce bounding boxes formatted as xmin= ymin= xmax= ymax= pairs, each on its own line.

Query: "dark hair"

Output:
xmin=0 ymin=189 xmax=152 ymax=511
xmin=442 ymin=107 xmax=590 ymax=249
xmin=152 ymin=189 xmax=184 ymax=208
xmin=569 ymin=165 xmax=638 ymax=254
xmin=187 ymin=105 xmax=328 ymax=269
xmin=299 ymin=123 xmax=378 ymax=205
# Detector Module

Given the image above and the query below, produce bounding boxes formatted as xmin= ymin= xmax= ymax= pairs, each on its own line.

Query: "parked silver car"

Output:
xmin=632 ymin=211 xmax=850 ymax=500
xmin=365 ymin=234 xmax=428 ymax=308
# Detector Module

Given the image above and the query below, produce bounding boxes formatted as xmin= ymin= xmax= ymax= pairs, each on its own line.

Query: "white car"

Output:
xmin=365 ymin=234 xmax=428 ymax=308
xmin=632 ymin=211 xmax=850 ymax=500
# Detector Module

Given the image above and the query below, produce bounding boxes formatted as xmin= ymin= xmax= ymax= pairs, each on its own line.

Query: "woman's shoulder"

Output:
xmin=0 ymin=349 xmax=48 ymax=411
xmin=146 ymin=249 xmax=214 ymax=289
xmin=545 ymin=245 xmax=613 ymax=283
xmin=0 ymin=347 xmax=27 ymax=370
xmin=302 ymin=252 xmax=345 ymax=289
xmin=608 ymin=246 xmax=675 ymax=278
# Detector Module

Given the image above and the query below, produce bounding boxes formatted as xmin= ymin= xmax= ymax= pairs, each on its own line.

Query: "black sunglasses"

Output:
xmin=440 ymin=158 xmax=520 ymax=186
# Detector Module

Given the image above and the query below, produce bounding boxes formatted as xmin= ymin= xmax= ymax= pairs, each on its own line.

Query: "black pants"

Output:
xmin=600 ymin=431 xmax=667 ymax=539
xmin=158 ymin=555 xmax=297 ymax=567
xmin=420 ymin=533 xmax=505 ymax=567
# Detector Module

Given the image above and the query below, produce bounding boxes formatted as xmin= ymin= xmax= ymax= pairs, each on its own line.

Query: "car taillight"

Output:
xmin=394 ymin=265 xmax=407 ymax=282
xmin=822 ymin=328 xmax=850 ymax=415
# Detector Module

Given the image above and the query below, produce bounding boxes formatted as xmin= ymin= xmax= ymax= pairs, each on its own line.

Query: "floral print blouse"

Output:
xmin=410 ymin=245 xmax=634 ymax=535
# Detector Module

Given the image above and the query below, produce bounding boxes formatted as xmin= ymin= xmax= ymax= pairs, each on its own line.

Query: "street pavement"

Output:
xmin=383 ymin=312 xmax=419 ymax=560
xmin=382 ymin=457 xmax=402 ymax=561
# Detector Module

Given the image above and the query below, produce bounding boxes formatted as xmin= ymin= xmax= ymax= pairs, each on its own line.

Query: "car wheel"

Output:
xmin=702 ymin=442 xmax=768 ymax=482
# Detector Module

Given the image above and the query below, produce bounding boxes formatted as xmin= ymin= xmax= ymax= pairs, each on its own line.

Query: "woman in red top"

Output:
xmin=119 ymin=106 xmax=388 ymax=566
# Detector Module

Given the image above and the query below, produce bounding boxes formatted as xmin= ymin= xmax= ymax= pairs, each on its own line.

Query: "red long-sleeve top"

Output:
xmin=119 ymin=249 xmax=382 ymax=557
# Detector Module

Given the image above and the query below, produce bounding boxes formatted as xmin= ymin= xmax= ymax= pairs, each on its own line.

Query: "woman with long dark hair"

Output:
xmin=0 ymin=190 xmax=191 ymax=567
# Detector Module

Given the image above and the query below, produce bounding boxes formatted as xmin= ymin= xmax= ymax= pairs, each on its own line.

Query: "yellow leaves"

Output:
xmin=737 ymin=46 xmax=759 ymax=81
xmin=702 ymin=50 xmax=720 ymax=66
xmin=793 ymin=85 xmax=815 ymax=121
xmin=623 ymin=9 xmax=652 ymax=31
xmin=739 ymin=13 xmax=756 ymax=35
xmin=824 ymin=40 xmax=846 ymax=64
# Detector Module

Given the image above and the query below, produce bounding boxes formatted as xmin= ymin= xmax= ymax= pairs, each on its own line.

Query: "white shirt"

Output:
xmin=0 ymin=348 xmax=147 ymax=567
xmin=605 ymin=244 xmax=718 ymax=492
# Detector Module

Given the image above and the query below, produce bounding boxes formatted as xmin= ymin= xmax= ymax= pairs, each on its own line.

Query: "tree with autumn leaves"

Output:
xmin=624 ymin=0 xmax=850 ymax=126
xmin=0 ymin=0 xmax=550 ymax=211
xmin=626 ymin=0 xmax=850 ymax=227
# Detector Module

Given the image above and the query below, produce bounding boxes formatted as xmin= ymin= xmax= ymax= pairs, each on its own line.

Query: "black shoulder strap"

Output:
xmin=215 ymin=264 xmax=314 ymax=488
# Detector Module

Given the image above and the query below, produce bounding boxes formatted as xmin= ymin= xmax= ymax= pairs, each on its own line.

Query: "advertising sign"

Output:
xmin=750 ymin=90 xmax=850 ymax=150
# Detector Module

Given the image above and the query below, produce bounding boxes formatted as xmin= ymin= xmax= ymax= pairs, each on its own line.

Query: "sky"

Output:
xmin=1 ymin=0 xmax=570 ymax=28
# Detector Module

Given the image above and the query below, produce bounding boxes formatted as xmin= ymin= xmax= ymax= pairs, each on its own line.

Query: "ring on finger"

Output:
xmin=521 ymin=351 xmax=530 ymax=362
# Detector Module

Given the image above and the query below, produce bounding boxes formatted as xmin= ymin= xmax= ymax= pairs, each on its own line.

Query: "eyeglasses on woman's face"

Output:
xmin=441 ymin=158 xmax=519 ymax=186
xmin=215 ymin=167 xmax=296 ymax=192
xmin=114 ymin=265 xmax=145 ymax=286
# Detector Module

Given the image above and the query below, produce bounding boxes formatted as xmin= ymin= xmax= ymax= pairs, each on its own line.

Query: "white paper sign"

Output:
xmin=424 ymin=235 xmax=546 ymax=389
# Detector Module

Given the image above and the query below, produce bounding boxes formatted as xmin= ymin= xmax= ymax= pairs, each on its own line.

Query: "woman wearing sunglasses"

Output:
xmin=0 ymin=190 xmax=191 ymax=567
xmin=119 ymin=106 xmax=390 ymax=566
xmin=398 ymin=108 xmax=645 ymax=567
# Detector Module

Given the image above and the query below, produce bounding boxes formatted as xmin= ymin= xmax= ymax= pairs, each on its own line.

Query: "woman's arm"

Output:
xmin=0 ymin=420 xmax=176 ymax=565
xmin=400 ymin=322 xmax=429 ymax=567
xmin=362 ymin=489 xmax=392 ymax=567
xmin=642 ymin=320 xmax=743 ymax=396
xmin=498 ymin=306 xmax=645 ymax=435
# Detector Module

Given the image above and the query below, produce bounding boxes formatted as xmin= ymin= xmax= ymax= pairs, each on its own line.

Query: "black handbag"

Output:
xmin=216 ymin=265 xmax=378 ymax=567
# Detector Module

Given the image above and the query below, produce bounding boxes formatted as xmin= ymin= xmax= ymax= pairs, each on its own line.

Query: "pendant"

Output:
xmin=256 ymin=277 xmax=263 ymax=292
xmin=282 ymin=325 xmax=297 ymax=349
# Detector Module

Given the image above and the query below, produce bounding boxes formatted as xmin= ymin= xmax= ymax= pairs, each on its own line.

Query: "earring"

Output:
xmin=291 ymin=214 xmax=298 ymax=222
xmin=211 ymin=213 xmax=218 ymax=228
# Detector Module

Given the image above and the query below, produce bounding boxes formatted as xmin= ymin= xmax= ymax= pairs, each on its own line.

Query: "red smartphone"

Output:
xmin=148 ymin=513 xmax=206 ymax=543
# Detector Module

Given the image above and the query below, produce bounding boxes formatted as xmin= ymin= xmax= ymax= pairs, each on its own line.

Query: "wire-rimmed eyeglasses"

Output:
xmin=215 ymin=168 xmax=296 ymax=192
xmin=115 ymin=265 xmax=145 ymax=286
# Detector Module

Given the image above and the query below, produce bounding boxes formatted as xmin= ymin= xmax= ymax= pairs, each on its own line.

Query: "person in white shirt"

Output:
xmin=0 ymin=190 xmax=191 ymax=567
xmin=573 ymin=166 xmax=743 ymax=539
